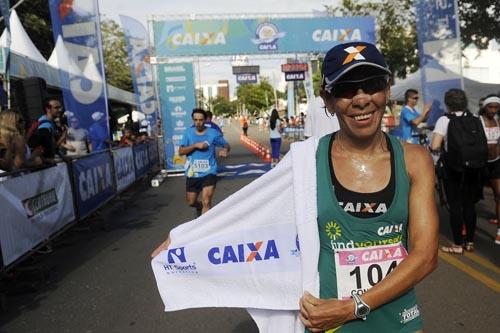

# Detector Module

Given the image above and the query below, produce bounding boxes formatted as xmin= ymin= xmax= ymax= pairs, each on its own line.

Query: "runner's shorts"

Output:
xmin=186 ymin=174 xmax=217 ymax=193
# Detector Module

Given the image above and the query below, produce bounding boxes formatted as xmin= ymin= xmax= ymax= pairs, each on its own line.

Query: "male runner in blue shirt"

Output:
xmin=180 ymin=108 xmax=230 ymax=216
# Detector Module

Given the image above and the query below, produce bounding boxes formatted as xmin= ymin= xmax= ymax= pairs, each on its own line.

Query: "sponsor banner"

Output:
xmin=285 ymin=71 xmax=305 ymax=81
xmin=232 ymin=65 xmax=260 ymax=74
xmin=73 ymin=152 xmax=115 ymax=219
xmin=48 ymin=0 xmax=110 ymax=136
xmin=0 ymin=164 xmax=75 ymax=266
xmin=415 ymin=0 xmax=463 ymax=126
xmin=153 ymin=17 xmax=375 ymax=57
xmin=113 ymin=147 xmax=136 ymax=192
xmin=281 ymin=63 xmax=308 ymax=73
xmin=147 ymin=140 xmax=159 ymax=167
xmin=119 ymin=15 xmax=158 ymax=130
xmin=158 ymin=62 xmax=196 ymax=171
xmin=236 ymin=73 xmax=258 ymax=84
xmin=133 ymin=143 xmax=151 ymax=178
xmin=155 ymin=223 xmax=300 ymax=277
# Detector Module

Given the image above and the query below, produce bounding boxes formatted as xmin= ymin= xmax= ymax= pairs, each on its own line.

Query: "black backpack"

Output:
xmin=444 ymin=111 xmax=488 ymax=172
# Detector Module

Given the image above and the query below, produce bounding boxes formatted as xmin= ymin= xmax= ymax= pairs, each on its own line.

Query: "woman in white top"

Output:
xmin=269 ymin=109 xmax=282 ymax=167
xmin=479 ymin=95 xmax=500 ymax=244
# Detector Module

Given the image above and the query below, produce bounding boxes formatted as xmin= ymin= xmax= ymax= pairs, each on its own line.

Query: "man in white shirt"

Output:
xmin=304 ymin=95 xmax=340 ymax=138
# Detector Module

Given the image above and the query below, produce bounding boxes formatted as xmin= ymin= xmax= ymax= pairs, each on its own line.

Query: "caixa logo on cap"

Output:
xmin=208 ymin=240 xmax=280 ymax=265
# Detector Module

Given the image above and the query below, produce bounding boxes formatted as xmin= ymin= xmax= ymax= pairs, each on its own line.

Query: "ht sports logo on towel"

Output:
xmin=208 ymin=240 xmax=280 ymax=265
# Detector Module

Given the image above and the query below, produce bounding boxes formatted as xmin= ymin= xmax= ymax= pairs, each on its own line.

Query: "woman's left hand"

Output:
xmin=299 ymin=292 xmax=354 ymax=332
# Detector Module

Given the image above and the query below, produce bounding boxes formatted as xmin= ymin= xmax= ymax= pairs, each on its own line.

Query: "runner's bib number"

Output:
xmin=192 ymin=159 xmax=210 ymax=172
xmin=334 ymin=243 xmax=407 ymax=300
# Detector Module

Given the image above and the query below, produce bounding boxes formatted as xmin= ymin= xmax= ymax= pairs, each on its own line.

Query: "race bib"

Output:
xmin=192 ymin=159 xmax=210 ymax=172
xmin=335 ymin=242 xmax=408 ymax=300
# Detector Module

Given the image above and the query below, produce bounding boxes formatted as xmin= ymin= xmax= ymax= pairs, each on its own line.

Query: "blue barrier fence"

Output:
xmin=0 ymin=140 xmax=160 ymax=271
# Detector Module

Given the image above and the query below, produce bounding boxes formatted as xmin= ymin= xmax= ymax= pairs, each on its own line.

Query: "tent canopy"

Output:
xmin=0 ymin=9 xmax=47 ymax=63
xmin=391 ymin=69 xmax=500 ymax=111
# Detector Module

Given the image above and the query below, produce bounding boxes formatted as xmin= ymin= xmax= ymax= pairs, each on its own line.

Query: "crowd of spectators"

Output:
xmin=0 ymin=96 xmax=153 ymax=175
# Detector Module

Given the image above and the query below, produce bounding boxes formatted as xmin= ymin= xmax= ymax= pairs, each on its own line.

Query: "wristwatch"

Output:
xmin=352 ymin=293 xmax=371 ymax=320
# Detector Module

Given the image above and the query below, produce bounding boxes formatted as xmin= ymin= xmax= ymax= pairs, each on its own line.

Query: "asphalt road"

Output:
xmin=0 ymin=122 xmax=498 ymax=333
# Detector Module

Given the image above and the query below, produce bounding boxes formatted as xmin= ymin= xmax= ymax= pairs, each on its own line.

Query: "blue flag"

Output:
xmin=48 ymin=0 xmax=110 ymax=144
xmin=119 ymin=15 xmax=158 ymax=133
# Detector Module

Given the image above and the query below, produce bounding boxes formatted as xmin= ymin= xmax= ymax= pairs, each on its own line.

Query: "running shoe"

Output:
xmin=495 ymin=229 xmax=500 ymax=245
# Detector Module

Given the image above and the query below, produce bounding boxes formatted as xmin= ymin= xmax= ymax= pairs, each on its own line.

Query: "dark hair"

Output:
xmin=444 ymin=89 xmax=468 ymax=112
xmin=206 ymin=110 xmax=213 ymax=119
xmin=270 ymin=109 xmax=280 ymax=130
xmin=404 ymin=89 xmax=418 ymax=103
xmin=191 ymin=108 xmax=206 ymax=119
xmin=43 ymin=96 xmax=61 ymax=112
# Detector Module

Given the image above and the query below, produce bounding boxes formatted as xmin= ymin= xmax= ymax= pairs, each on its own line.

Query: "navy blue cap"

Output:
xmin=321 ymin=42 xmax=391 ymax=91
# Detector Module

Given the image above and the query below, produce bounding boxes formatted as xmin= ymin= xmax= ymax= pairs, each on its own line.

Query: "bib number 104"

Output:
xmin=349 ymin=260 xmax=398 ymax=289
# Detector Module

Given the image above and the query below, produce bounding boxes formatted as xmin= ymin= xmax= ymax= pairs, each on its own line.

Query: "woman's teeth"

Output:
xmin=353 ymin=113 xmax=372 ymax=121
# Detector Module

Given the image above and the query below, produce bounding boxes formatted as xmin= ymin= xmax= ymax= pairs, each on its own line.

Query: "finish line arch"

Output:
xmin=150 ymin=13 xmax=375 ymax=171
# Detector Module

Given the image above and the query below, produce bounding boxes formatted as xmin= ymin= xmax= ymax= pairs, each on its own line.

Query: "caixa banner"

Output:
xmin=153 ymin=16 xmax=375 ymax=57
xmin=48 ymin=0 xmax=110 ymax=136
xmin=113 ymin=147 xmax=136 ymax=192
xmin=72 ymin=152 xmax=115 ymax=219
xmin=119 ymin=15 xmax=158 ymax=131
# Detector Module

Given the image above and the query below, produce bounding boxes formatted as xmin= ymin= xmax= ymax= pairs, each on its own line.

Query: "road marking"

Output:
xmin=463 ymin=252 xmax=500 ymax=275
xmin=439 ymin=251 xmax=500 ymax=292
xmin=439 ymin=235 xmax=500 ymax=275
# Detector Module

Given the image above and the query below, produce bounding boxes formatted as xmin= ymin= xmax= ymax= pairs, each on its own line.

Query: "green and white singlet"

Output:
xmin=307 ymin=134 xmax=423 ymax=333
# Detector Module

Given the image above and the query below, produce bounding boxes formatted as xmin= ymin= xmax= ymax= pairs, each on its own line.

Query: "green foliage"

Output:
xmin=16 ymin=0 xmax=54 ymax=59
xmin=101 ymin=19 xmax=133 ymax=92
xmin=458 ymin=0 xmax=500 ymax=49
xmin=235 ymin=78 xmax=276 ymax=115
xmin=208 ymin=95 xmax=233 ymax=116
xmin=326 ymin=0 xmax=418 ymax=79
xmin=327 ymin=0 xmax=500 ymax=79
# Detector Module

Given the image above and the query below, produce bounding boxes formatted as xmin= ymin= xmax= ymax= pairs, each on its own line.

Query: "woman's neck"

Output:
xmin=336 ymin=130 xmax=386 ymax=157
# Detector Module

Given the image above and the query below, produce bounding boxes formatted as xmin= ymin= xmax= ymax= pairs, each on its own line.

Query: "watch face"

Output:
xmin=358 ymin=305 xmax=370 ymax=316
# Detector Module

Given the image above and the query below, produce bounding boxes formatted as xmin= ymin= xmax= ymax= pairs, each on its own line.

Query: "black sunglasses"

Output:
xmin=330 ymin=76 xmax=389 ymax=99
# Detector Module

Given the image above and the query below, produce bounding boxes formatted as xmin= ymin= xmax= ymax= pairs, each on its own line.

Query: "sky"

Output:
xmin=98 ymin=0 xmax=340 ymax=95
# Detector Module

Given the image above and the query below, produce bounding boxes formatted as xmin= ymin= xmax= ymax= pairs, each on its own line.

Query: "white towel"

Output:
xmin=151 ymin=137 xmax=320 ymax=332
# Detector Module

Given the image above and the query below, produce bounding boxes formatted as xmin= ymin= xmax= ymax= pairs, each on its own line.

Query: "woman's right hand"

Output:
xmin=151 ymin=235 xmax=171 ymax=258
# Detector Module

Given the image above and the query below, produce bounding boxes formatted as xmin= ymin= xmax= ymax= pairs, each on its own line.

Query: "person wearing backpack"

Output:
xmin=431 ymin=89 xmax=488 ymax=254
xmin=27 ymin=97 xmax=62 ymax=159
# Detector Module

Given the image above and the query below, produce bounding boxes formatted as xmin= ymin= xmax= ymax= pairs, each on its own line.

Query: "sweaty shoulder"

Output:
xmin=402 ymin=142 xmax=434 ymax=180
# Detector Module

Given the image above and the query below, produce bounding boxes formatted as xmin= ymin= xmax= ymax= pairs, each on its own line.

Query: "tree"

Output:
xmin=458 ymin=0 xmax=500 ymax=49
xmin=235 ymin=78 xmax=276 ymax=115
xmin=209 ymin=95 xmax=235 ymax=116
xmin=100 ymin=19 xmax=133 ymax=92
xmin=326 ymin=0 xmax=418 ymax=79
xmin=15 ymin=0 xmax=54 ymax=59
xmin=326 ymin=0 xmax=500 ymax=79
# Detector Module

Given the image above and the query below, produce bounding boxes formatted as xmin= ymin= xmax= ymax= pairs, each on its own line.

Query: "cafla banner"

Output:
xmin=0 ymin=164 xmax=75 ymax=267
xmin=415 ymin=0 xmax=463 ymax=126
xmin=119 ymin=15 xmax=158 ymax=130
xmin=48 ymin=0 xmax=110 ymax=135
xmin=113 ymin=147 xmax=136 ymax=192
xmin=236 ymin=73 xmax=258 ymax=84
xmin=158 ymin=63 xmax=196 ymax=171
xmin=153 ymin=17 xmax=375 ymax=57
xmin=72 ymin=152 xmax=115 ymax=219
